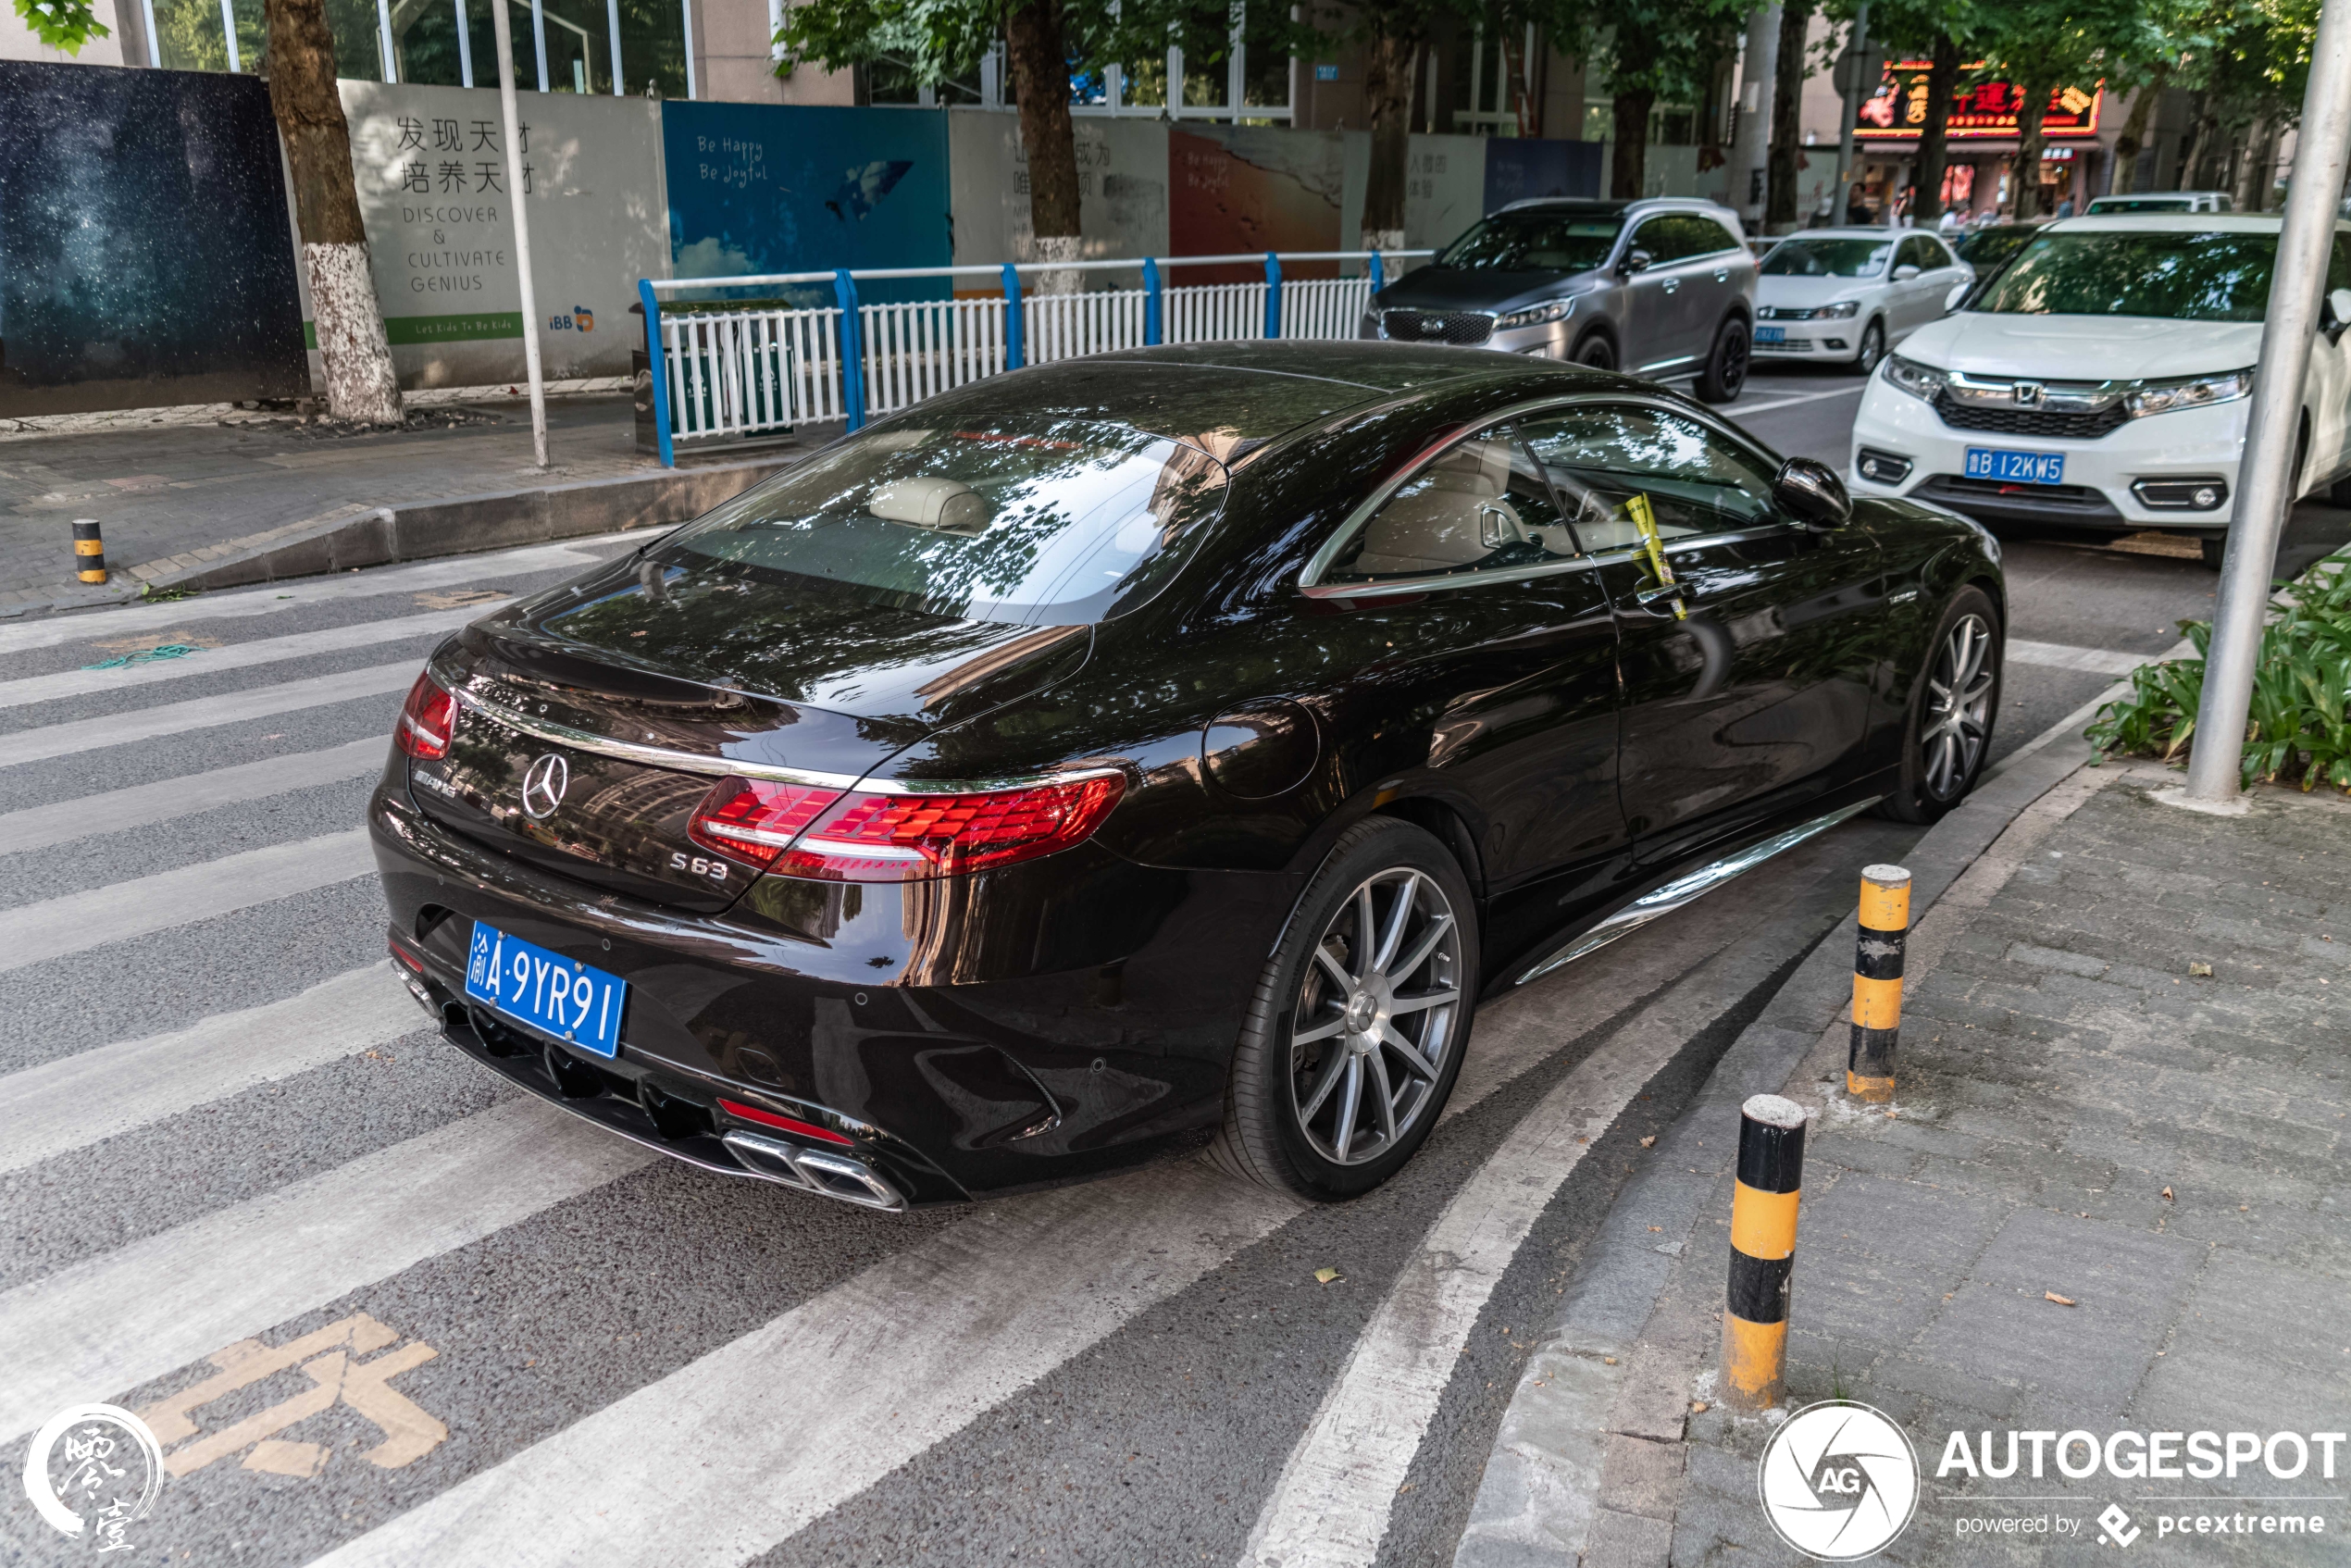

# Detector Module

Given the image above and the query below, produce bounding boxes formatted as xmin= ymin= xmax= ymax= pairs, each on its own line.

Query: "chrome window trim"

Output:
xmin=444 ymin=682 xmax=1123 ymax=796
xmin=1295 ymin=391 xmax=1794 ymax=597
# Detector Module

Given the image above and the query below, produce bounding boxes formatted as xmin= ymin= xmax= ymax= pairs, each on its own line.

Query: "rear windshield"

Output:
xmin=1760 ymin=238 xmax=1891 ymax=277
xmin=1972 ymin=230 xmax=2276 ymax=321
xmin=2086 ymin=195 xmax=2202 ymax=213
xmin=1438 ymin=210 xmax=1624 ymax=273
xmin=656 ymin=416 xmax=1230 ymax=626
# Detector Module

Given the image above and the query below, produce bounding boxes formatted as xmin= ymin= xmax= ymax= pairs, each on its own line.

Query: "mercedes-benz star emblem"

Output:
xmin=520 ymin=753 xmax=569 ymax=819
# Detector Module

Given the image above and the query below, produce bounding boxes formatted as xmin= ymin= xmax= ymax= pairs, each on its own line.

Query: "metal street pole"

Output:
xmin=490 ymin=0 xmax=551 ymax=469
xmin=1730 ymin=6 xmax=1781 ymax=232
xmin=2180 ymin=0 xmax=2351 ymax=805
xmin=1835 ymin=4 xmax=1870 ymax=220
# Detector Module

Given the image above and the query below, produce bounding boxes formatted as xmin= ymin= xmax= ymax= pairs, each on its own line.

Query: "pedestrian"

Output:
xmin=2054 ymin=194 xmax=2075 ymax=218
xmin=1938 ymin=206 xmax=1961 ymax=233
xmin=1846 ymin=184 xmax=1873 ymax=224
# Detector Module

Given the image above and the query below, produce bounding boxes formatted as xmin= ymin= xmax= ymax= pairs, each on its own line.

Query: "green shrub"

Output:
xmin=2086 ymin=549 xmax=2351 ymax=792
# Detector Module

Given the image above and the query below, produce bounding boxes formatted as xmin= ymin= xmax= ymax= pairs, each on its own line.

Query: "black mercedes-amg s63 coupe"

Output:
xmin=370 ymin=342 xmax=2002 ymax=1212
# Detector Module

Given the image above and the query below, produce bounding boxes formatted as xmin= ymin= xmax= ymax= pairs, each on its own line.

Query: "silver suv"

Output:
xmin=1362 ymin=197 xmax=1760 ymax=403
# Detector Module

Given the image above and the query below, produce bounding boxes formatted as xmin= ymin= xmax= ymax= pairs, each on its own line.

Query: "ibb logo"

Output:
xmin=1759 ymin=1401 xmax=1920 ymax=1560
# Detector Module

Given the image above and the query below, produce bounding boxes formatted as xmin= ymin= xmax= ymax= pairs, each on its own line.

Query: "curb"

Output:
xmin=3 ymin=452 xmax=801 ymax=618
xmin=1451 ymin=732 xmax=2106 ymax=1568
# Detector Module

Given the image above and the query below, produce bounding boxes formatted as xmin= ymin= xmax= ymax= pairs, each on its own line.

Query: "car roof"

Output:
xmin=1494 ymin=195 xmax=1735 ymax=217
xmin=1768 ymin=228 xmax=1907 ymax=241
xmin=2043 ymin=213 xmax=2312 ymax=232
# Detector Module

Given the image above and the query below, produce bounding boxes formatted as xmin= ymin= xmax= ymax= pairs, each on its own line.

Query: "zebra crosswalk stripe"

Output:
xmin=0 ymin=737 xmax=385 ymax=855
xmin=0 ymin=661 xmax=417 ymax=769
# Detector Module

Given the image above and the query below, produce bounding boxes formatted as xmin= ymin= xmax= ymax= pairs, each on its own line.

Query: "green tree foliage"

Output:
xmin=13 ymin=0 xmax=110 ymax=51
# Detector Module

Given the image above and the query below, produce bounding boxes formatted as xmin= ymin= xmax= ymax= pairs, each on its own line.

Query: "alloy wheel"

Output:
xmin=1287 ymin=867 xmax=1463 ymax=1166
xmin=1922 ymin=613 xmax=1996 ymax=800
xmin=1856 ymin=322 xmax=1885 ymax=376
xmin=1718 ymin=323 xmax=1749 ymax=396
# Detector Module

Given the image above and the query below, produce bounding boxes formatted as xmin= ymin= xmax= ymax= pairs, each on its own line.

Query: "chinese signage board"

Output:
xmin=1856 ymin=67 xmax=2103 ymax=142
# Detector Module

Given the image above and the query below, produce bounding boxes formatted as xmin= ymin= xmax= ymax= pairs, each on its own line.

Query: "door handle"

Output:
xmin=1661 ymin=279 xmax=1681 ymax=293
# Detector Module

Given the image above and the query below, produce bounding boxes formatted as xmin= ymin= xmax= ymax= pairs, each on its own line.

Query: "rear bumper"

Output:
xmin=370 ymin=782 xmax=1300 ymax=1203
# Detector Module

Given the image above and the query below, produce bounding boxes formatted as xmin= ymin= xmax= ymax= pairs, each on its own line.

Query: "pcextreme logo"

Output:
xmin=1758 ymin=1400 xmax=1922 ymax=1560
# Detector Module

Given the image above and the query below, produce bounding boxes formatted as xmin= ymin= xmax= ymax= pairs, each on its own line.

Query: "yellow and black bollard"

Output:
xmin=72 ymin=519 xmax=106 ymax=585
xmin=1723 ymin=1092 xmax=1806 ymax=1411
xmin=1847 ymin=864 xmax=1911 ymax=1102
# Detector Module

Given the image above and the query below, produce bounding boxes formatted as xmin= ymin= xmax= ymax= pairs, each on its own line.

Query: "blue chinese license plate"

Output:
xmin=465 ymin=921 xmax=627 ymax=1059
xmin=1963 ymin=447 xmax=2066 ymax=485
xmin=1755 ymin=326 xmax=1786 ymax=344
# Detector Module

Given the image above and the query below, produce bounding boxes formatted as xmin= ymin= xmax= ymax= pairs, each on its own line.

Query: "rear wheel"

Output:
xmin=2201 ymin=536 xmax=2230 ymax=569
xmin=1210 ymin=819 xmax=1478 ymax=1200
xmin=1573 ymin=330 xmax=1618 ymax=370
xmin=1877 ymin=587 xmax=2001 ymax=824
xmin=1693 ymin=316 xmax=1750 ymax=404
xmin=1852 ymin=319 xmax=1886 ymax=376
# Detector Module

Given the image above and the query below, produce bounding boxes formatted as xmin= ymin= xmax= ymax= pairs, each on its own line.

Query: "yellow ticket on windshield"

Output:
xmin=1627 ymin=494 xmax=1686 ymax=619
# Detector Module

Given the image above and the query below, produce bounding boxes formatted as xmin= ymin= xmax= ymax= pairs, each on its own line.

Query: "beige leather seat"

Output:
xmin=1349 ymin=441 xmax=1526 ymax=577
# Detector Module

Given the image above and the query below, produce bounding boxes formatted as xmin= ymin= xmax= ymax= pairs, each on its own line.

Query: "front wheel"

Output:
xmin=1572 ymin=330 xmax=1618 ymax=370
xmin=1877 ymin=587 xmax=2001 ymax=824
xmin=1210 ymin=818 xmax=1479 ymax=1200
xmin=1693 ymin=316 xmax=1750 ymax=404
xmin=1852 ymin=319 xmax=1886 ymax=377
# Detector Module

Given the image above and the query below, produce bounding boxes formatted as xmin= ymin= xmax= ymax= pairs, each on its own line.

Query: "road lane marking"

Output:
xmin=0 ymin=829 xmax=377 ymax=973
xmin=0 ymin=1096 xmax=651 ymax=1449
xmin=0 ymin=532 xmax=643 ymax=657
xmin=0 ymin=661 xmax=415 ymax=769
xmin=1240 ymin=929 xmax=1808 ymax=1568
xmin=305 ymin=1162 xmax=1307 ymax=1568
xmin=139 ymin=1313 xmax=447 ymax=1477
xmin=2007 ymin=638 xmax=2163 ymax=677
xmin=0 ymin=605 xmax=497 ymax=710
xmin=1723 ymin=384 xmax=1871 ymax=417
xmin=0 ymin=963 xmax=420 ymax=1176
xmin=0 ymin=738 xmax=385 ymax=855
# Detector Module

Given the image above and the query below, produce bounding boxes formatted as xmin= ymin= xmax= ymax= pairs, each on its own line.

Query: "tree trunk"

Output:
xmin=1909 ymin=33 xmax=1959 ymax=226
xmin=264 ymin=0 xmax=400 ymax=426
xmin=1361 ymin=31 xmax=1416 ymax=249
xmin=2108 ymin=71 xmax=2162 ymax=195
xmin=1006 ymin=0 xmax=1082 ymax=293
xmin=2176 ymin=93 xmax=2215 ymax=191
xmin=2009 ymin=80 xmax=2046 ymax=217
xmin=2234 ymin=114 xmax=2277 ymax=211
xmin=1764 ymin=0 xmax=1810 ymax=231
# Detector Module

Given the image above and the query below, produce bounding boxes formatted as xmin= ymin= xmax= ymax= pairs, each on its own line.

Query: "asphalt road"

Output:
xmin=0 ymin=381 xmax=2290 ymax=1566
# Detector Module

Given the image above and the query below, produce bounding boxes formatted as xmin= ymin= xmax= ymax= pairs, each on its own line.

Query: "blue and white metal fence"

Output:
xmin=638 ymin=249 xmax=1432 ymax=466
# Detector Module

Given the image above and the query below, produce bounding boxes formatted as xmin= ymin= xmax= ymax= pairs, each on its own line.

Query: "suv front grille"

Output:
xmin=1934 ymin=394 xmax=2129 ymax=441
xmin=1382 ymin=308 xmax=1494 ymax=346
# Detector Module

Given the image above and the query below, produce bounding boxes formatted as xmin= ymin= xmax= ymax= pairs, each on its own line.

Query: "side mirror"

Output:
xmin=1945 ymin=280 xmax=1972 ymax=313
xmin=1775 ymin=456 xmax=1851 ymax=528
xmin=1893 ymin=263 xmax=1922 ymax=281
xmin=1619 ymin=248 xmax=1654 ymax=276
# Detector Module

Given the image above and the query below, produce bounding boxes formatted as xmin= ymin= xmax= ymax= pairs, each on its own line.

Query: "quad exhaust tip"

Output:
xmin=722 ymin=1130 xmax=907 ymax=1213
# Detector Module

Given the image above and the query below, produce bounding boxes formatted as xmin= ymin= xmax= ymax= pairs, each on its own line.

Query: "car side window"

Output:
xmin=1519 ymin=404 xmax=1781 ymax=551
xmin=1326 ymin=428 xmax=1577 ymax=583
xmin=1682 ymin=218 xmax=1740 ymax=260
xmin=1627 ymin=217 xmax=1679 ymax=264
xmin=1894 ymin=236 xmax=1927 ymax=271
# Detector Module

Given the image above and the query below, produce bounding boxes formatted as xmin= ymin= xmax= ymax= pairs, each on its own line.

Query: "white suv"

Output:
xmin=1847 ymin=214 xmax=2351 ymax=566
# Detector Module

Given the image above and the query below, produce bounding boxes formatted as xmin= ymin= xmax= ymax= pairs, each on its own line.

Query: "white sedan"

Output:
xmin=1752 ymin=228 xmax=1973 ymax=375
xmin=1847 ymin=214 xmax=2351 ymax=568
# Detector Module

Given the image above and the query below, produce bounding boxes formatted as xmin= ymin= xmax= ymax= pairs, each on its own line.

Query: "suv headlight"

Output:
xmin=1816 ymin=300 xmax=1860 ymax=318
xmin=1495 ymin=297 xmax=1576 ymax=330
xmin=1883 ymin=355 xmax=1947 ymax=402
xmin=2124 ymin=368 xmax=2254 ymax=417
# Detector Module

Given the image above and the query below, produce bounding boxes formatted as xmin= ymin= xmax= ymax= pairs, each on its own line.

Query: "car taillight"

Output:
xmin=687 ymin=772 xmax=1125 ymax=881
xmin=689 ymin=777 xmax=843 ymax=866
xmin=396 ymin=673 xmax=455 ymax=760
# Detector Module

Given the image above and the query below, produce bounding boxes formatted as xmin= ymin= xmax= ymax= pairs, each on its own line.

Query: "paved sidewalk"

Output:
xmin=0 ymin=393 xmax=814 ymax=616
xmin=1461 ymin=754 xmax=2351 ymax=1566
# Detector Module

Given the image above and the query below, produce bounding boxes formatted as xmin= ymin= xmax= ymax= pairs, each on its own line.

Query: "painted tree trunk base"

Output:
xmin=1361 ymin=229 xmax=1406 ymax=254
xmin=1029 ymin=234 xmax=1082 ymax=297
xmin=306 ymin=241 xmax=404 ymax=427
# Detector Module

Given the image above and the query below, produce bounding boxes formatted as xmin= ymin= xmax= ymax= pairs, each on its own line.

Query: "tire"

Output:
xmin=1572 ymin=330 xmax=1618 ymax=370
xmin=1693 ymin=316 xmax=1750 ymax=404
xmin=2201 ymin=536 xmax=2229 ymax=569
xmin=1876 ymin=586 xmax=2002 ymax=825
xmin=2328 ymin=472 xmax=2351 ymax=507
xmin=1209 ymin=818 xmax=1480 ymax=1201
xmin=1852 ymin=319 xmax=1886 ymax=377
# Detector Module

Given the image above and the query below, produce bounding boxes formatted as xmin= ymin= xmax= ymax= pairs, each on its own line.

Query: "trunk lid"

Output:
xmin=405 ymin=554 xmax=1092 ymax=912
